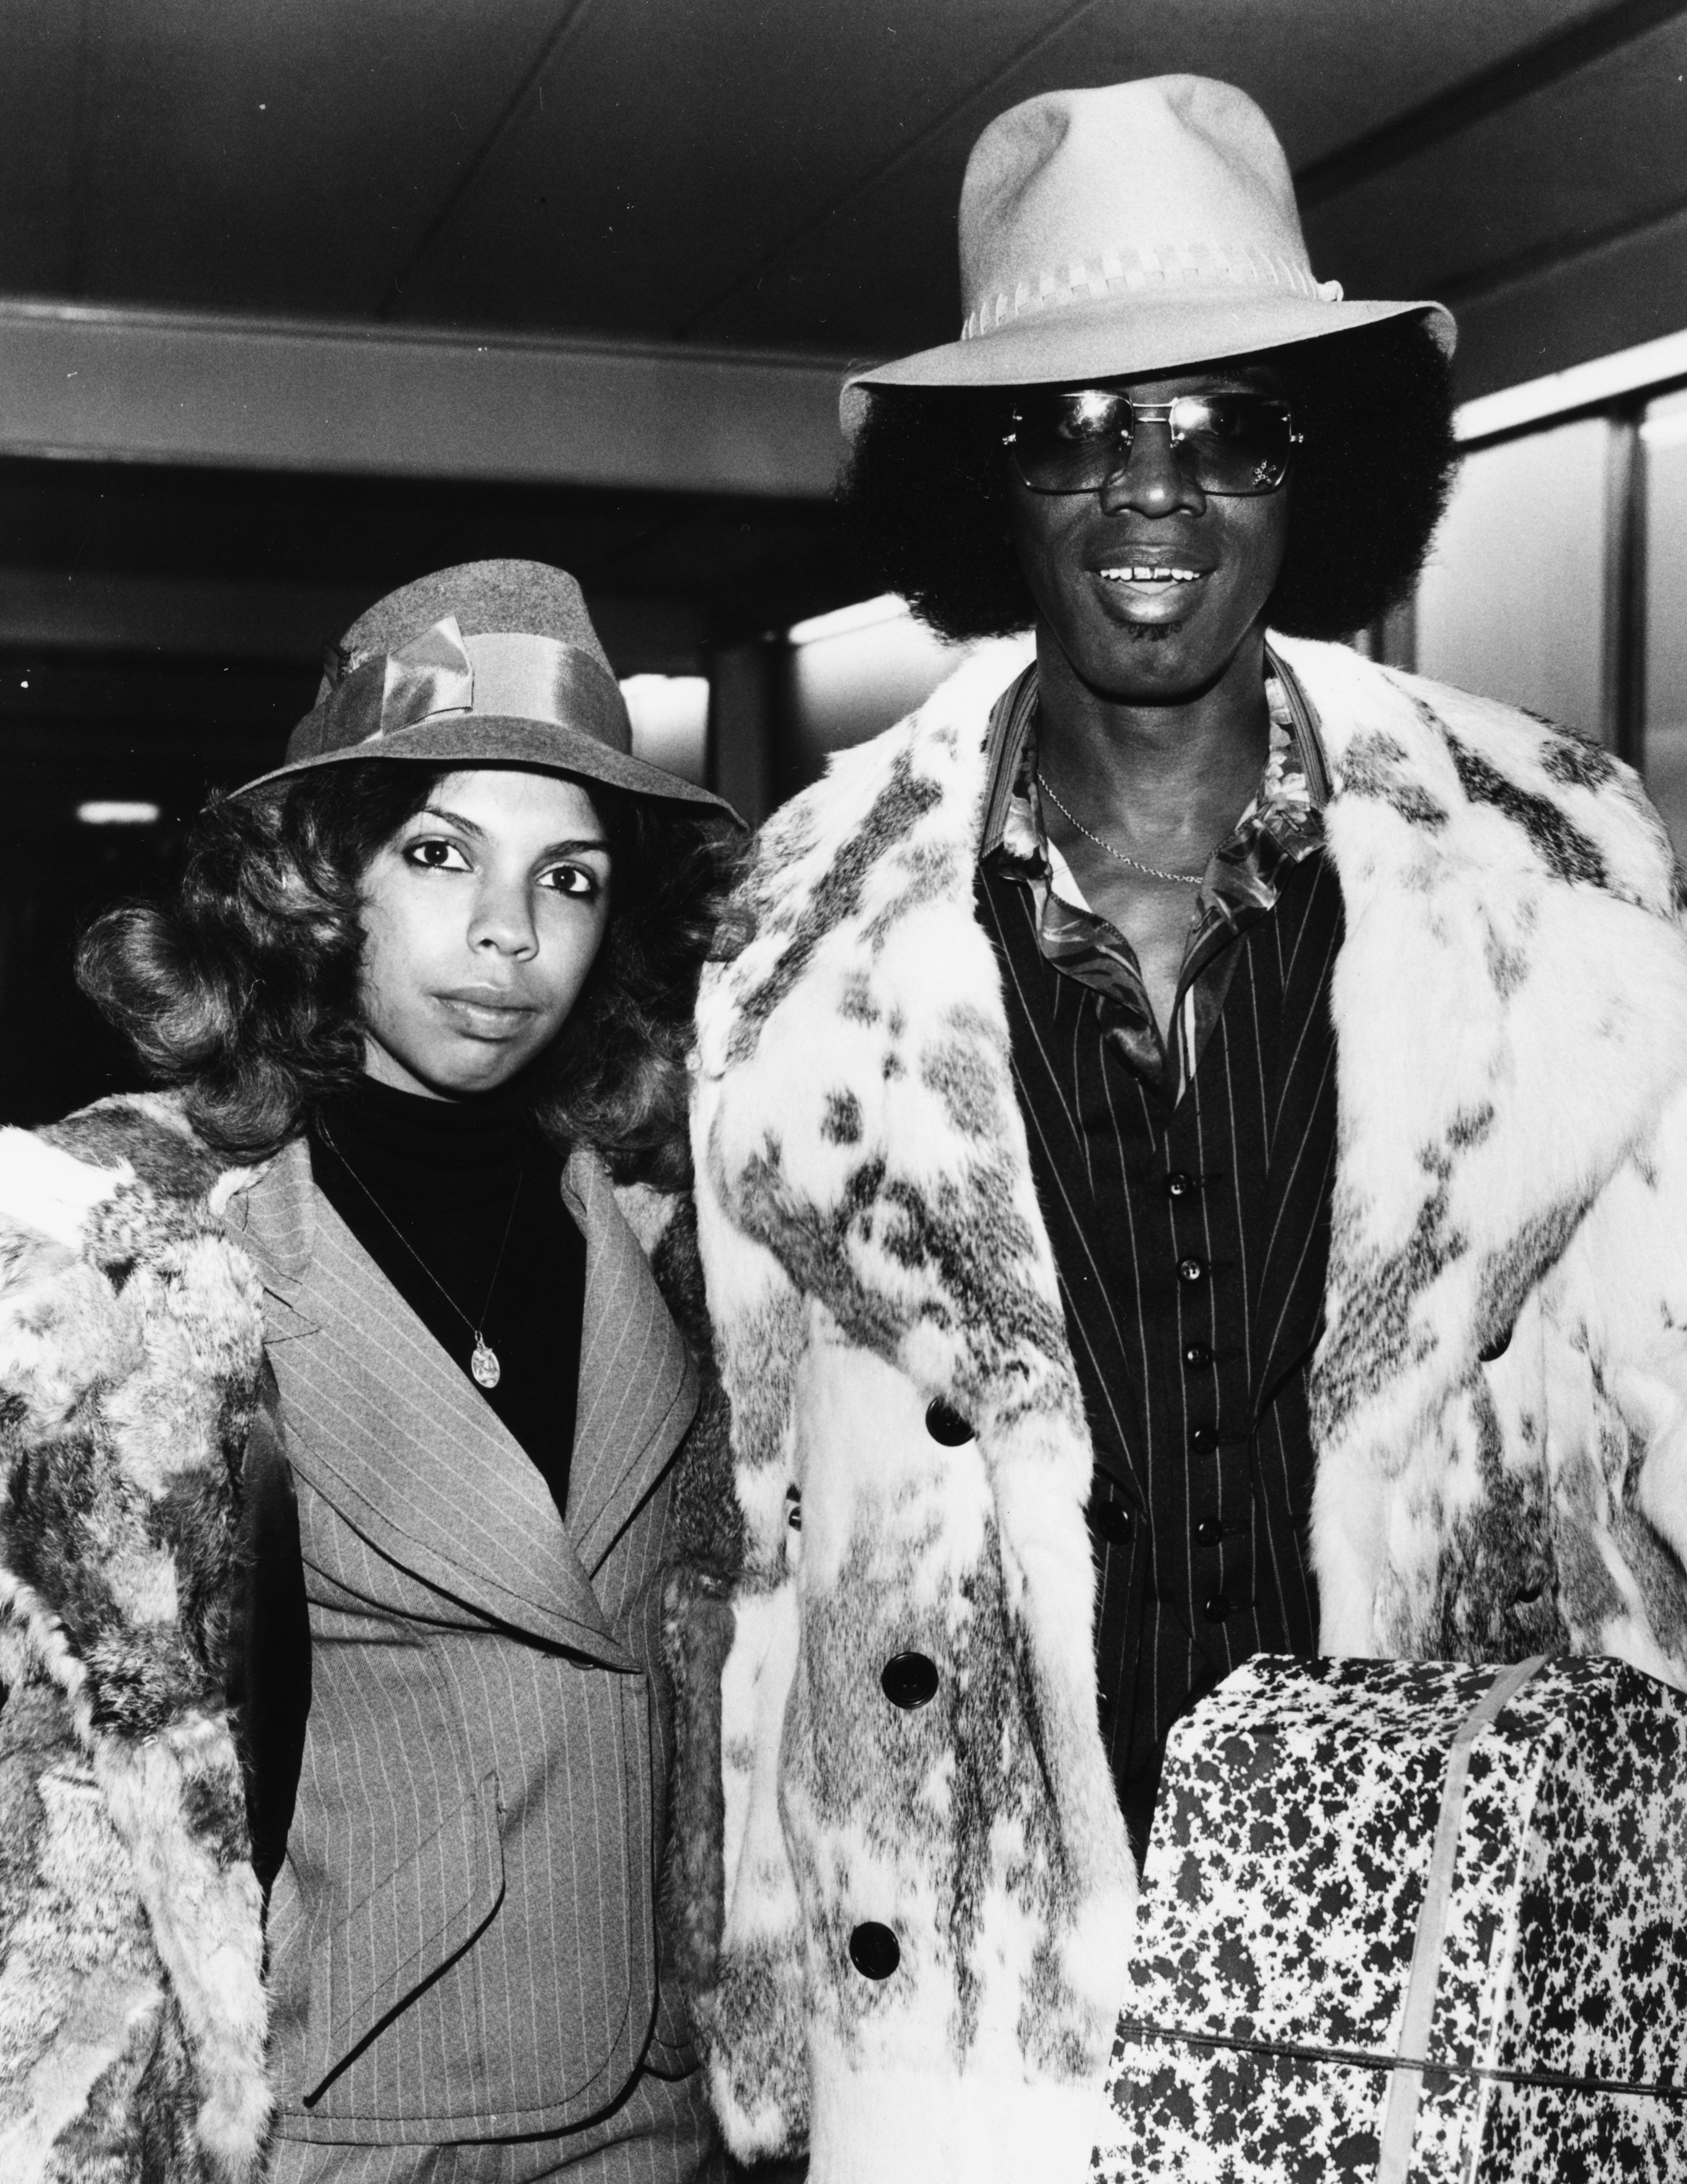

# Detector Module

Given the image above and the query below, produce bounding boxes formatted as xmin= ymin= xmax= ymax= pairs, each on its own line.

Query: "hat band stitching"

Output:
xmin=961 ymin=240 xmax=1340 ymax=339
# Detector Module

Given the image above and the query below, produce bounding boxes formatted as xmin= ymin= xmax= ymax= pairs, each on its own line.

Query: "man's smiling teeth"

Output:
xmin=1100 ymin=565 xmax=1203 ymax=582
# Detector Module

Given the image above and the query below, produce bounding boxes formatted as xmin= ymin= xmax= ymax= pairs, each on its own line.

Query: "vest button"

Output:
xmin=1182 ymin=1340 xmax=1213 ymax=1371
xmin=1177 ymin=1256 xmax=1208 ymax=1286
xmin=1164 ymin=1170 xmax=1200 ymax=1201
xmin=1203 ymin=1593 xmax=1231 ymax=1623
xmin=848 ymin=1922 xmax=900 ymax=1980
xmin=925 ymin=1397 xmax=975 ymax=1445
xmin=880 ymin=1651 xmax=940 ymax=1710
xmin=1086 ymin=1497 xmax=1135 ymax=1546
xmin=1196 ymin=1517 xmax=1224 ymax=1545
xmin=1188 ymin=1422 xmax=1218 ymax=1454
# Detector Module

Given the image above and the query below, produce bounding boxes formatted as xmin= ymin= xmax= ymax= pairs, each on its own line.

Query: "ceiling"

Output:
xmin=6 ymin=0 xmax=1678 ymax=363
xmin=2 ymin=1 xmax=1686 ymax=719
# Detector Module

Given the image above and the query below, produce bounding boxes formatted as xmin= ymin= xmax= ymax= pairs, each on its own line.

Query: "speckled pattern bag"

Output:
xmin=1091 ymin=1655 xmax=1687 ymax=2181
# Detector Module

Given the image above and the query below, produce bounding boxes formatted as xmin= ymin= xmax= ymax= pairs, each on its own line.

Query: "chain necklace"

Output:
xmin=317 ymin=1118 xmax=523 ymax=1391
xmin=1036 ymin=770 xmax=1211 ymax=885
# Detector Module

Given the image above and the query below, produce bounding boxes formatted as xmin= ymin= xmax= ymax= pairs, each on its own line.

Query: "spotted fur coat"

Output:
xmin=671 ymin=631 xmax=1687 ymax=2184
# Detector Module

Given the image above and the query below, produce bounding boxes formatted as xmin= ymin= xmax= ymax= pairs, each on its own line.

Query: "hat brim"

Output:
xmin=236 ymin=714 xmax=743 ymax=825
xmin=842 ymin=292 xmax=1455 ymax=430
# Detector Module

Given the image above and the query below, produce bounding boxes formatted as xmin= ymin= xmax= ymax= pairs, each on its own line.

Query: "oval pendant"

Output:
xmin=471 ymin=1338 xmax=501 ymax=1390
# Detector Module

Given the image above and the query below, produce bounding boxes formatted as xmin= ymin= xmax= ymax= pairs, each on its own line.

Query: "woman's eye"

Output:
xmin=404 ymin=838 xmax=471 ymax=872
xmin=540 ymin=862 xmax=602 ymax=899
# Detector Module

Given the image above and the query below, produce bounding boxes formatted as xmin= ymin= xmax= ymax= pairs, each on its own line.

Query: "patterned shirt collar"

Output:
xmin=978 ymin=644 xmax=1331 ymax=1102
xmin=979 ymin=641 xmax=1329 ymax=860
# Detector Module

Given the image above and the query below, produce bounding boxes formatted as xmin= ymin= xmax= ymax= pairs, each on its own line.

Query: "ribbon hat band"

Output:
xmin=298 ymin=614 xmax=632 ymax=762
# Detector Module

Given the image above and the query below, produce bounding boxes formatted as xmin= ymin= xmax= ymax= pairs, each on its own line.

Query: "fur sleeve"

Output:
xmin=0 ymin=1099 xmax=272 ymax=2182
xmin=646 ymin=1184 xmax=811 ymax=2161
xmin=646 ymin=1187 xmax=746 ymax=2008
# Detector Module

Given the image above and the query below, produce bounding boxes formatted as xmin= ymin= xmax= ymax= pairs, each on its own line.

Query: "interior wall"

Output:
xmin=1415 ymin=417 xmax=1613 ymax=740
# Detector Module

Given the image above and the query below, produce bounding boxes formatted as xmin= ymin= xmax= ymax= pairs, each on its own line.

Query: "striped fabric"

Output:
xmin=266 ymin=2085 xmax=721 ymax=2184
xmin=976 ymin=781 xmax=1343 ymax=1857
xmin=225 ymin=1139 xmax=714 ymax=2182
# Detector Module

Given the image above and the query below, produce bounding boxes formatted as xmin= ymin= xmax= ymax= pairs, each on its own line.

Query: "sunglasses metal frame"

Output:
xmin=1002 ymin=390 xmax=1303 ymax=498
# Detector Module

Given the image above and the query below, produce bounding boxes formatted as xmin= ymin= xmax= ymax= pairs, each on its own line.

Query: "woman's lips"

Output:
xmin=434 ymin=990 xmax=536 ymax=1039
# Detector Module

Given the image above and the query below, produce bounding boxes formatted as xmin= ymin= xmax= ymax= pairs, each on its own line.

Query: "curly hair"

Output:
xmin=839 ymin=313 xmax=1458 ymax=643
xmin=77 ymin=762 xmax=739 ymax=1189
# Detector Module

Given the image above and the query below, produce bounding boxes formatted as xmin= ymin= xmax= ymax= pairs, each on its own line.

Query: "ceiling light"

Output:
xmin=77 ymin=799 xmax=161 ymax=826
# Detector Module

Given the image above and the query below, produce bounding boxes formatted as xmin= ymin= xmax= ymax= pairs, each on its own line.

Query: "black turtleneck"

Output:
xmin=308 ymin=1074 xmax=586 ymax=1518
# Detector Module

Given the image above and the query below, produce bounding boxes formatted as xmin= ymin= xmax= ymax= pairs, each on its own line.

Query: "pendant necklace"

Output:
xmin=317 ymin=1118 xmax=523 ymax=1391
xmin=1036 ymin=770 xmax=1211 ymax=885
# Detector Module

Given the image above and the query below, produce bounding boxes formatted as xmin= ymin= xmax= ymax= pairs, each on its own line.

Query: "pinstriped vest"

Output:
xmin=977 ymin=849 xmax=1342 ymax=1852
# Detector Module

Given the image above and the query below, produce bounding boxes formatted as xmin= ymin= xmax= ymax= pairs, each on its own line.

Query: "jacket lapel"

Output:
xmin=226 ymin=1137 xmax=636 ymax=1667
xmin=562 ymin=1146 xmax=698 ymax=1574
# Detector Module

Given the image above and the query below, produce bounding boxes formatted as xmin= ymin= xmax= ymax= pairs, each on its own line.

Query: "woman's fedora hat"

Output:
xmin=240 ymin=558 xmax=740 ymax=822
xmin=844 ymin=75 xmax=1454 ymax=420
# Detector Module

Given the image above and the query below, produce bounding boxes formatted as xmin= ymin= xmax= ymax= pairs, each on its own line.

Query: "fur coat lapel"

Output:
xmin=686 ymin=629 xmax=1687 ymax=2179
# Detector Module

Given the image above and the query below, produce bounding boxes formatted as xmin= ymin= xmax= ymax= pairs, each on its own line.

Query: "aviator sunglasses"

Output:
xmin=1004 ymin=387 xmax=1302 ymax=498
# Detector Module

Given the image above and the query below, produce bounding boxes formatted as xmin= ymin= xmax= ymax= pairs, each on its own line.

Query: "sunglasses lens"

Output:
xmin=1012 ymin=391 xmax=1133 ymax=494
xmin=1010 ymin=391 xmax=1295 ymax=495
xmin=1169 ymin=395 xmax=1295 ymax=493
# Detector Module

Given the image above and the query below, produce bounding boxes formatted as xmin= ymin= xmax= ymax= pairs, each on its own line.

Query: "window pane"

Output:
xmin=1643 ymin=388 xmax=1687 ymax=857
xmin=786 ymin=598 xmax=975 ymax=781
xmin=1415 ymin=419 xmax=1609 ymax=741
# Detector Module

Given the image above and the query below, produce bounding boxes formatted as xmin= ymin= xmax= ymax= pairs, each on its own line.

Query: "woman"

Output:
xmin=668 ymin=75 xmax=1687 ymax=2184
xmin=0 ymin=560 xmax=742 ymax=2183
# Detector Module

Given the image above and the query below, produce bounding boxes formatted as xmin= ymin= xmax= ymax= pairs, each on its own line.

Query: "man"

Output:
xmin=665 ymin=76 xmax=1687 ymax=2184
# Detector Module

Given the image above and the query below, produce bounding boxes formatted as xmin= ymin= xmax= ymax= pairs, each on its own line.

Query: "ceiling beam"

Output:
xmin=0 ymin=299 xmax=851 ymax=497
xmin=1295 ymin=0 xmax=1687 ymax=210
xmin=0 ymin=564 xmax=710 ymax=677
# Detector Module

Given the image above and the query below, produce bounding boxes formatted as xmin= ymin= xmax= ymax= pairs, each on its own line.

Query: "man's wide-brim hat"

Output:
xmin=843 ymin=75 xmax=1455 ymax=422
xmin=240 ymin=559 xmax=739 ymax=822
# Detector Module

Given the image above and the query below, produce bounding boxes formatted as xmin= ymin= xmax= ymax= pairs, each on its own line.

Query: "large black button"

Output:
xmin=1188 ymin=1422 xmax=1218 ymax=1454
xmin=1182 ymin=1340 xmax=1213 ymax=1372
xmin=1164 ymin=1170 xmax=1200 ymax=1202
xmin=784 ymin=1485 xmax=802 ymax=1532
xmin=880 ymin=1652 xmax=940 ymax=1710
xmin=925 ymin=1397 xmax=975 ymax=1446
xmin=848 ymin=1922 xmax=900 ymax=1980
xmin=1086 ymin=1496 xmax=1134 ymax=1546
xmin=1097 ymin=1687 xmax=1117 ymax=1730
xmin=1195 ymin=1517 xmax=1224 ymax=1545
xmin=1177 ymin=1257 xmax=1208 ymax=1286
xmin=1478 ymin=1327 xmax=1513 ymax=1364
xmin=1203 ymin=1593 xmax=1231 ymax=1623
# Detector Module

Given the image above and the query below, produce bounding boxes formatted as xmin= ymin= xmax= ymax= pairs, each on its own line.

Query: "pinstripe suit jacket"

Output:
xmin=225 ymin=1135 xmax=702 ymax=2147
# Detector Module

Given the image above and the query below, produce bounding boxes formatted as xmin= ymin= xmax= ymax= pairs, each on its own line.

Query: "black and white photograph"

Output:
xmin=0 ymin=6 xmax=1685 ymax=2181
